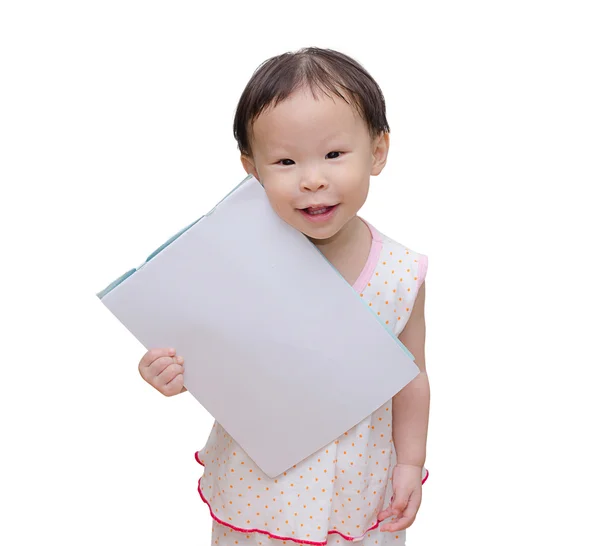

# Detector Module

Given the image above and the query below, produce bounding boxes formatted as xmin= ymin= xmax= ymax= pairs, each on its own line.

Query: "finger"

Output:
xmin=380 ymin=512 xmax=415 ymax=533
xmin=378 ymin=507 xmax=392 ymax=521
xmin=381 ymin=493 xmax=420 ymax=532
xmin=380 ymin=519 xmax=405 ymax=533
xmin=139 ymin=347 xmax=175 ymax=368
xmin=394 ymin=492 xmax=410 ymax=512
xmin=379 ymin=497 xmax=408 ymax=530
xmin=403 ymin=489 xmax=422 ymax=520
xmin=378 ymin=497 xmax=395 ymax=521
xmin=163 ymin=371 xmax=184 ymax=396
xmin=156 ymin=360 xmax=184 ymax=387
xmin=149 ymin=354 xmax=183 ymax=377
xmin=140 ymin=356 xmax=178 ymax=386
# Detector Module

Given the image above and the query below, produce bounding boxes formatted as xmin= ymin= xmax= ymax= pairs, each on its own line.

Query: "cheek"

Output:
xmin=341 ymin=157 xmax=370 ymax=183
xmin=344 ymin=169 xmax=370 ymax=198
xmin=262 ymin=184 xmax=294 ymax=215
xmin=355 ymin=180 xmax=370 ymax=205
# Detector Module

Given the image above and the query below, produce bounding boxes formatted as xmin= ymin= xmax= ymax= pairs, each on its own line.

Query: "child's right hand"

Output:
xmin=138 ymin=348 xmax=187 ymax=396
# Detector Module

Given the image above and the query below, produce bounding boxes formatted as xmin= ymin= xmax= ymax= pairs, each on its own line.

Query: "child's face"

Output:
xmin=241 ymin=86 xmax=389 ymax=242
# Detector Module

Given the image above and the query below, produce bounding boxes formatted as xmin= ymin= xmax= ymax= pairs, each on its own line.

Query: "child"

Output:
xmin=138 ymin=47 xmax=430 ymax=546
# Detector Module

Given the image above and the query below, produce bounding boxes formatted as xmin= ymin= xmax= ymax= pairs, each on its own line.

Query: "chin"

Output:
xmin=301 ymin=223 xmax=345 ymax=242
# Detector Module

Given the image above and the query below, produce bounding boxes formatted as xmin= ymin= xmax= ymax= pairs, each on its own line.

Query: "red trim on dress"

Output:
xmin=195 ymin=451 xmax=429 ymax=545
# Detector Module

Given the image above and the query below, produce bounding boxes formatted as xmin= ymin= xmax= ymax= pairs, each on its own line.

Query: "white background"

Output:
xmin=1 ymin=1 xmax=599 ymax=545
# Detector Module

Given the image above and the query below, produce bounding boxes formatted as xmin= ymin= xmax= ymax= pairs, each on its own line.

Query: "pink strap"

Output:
xmin=352 ymin=220 xmax=383 ymax=293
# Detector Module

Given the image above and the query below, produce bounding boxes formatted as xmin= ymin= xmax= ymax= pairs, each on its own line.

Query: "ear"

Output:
xmin=371 ymin=132 xmax=390 ymax=176
xmin=241 ymin=154 xmax=260 ymax=182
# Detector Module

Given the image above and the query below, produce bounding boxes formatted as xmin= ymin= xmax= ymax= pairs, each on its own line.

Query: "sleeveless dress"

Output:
xmin=195 ymin=220 xmax=429 ymax=546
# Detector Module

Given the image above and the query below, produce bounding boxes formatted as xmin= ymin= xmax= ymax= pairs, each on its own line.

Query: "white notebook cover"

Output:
xmin=98 ymin=175 xmax=420 ymax=478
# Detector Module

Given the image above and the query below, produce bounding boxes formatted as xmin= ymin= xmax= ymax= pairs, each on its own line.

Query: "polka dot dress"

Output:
xmin=195 ymin=220 xmax=429 ymax=546
xmin=210 ymin=516 xmax=413 ymax=545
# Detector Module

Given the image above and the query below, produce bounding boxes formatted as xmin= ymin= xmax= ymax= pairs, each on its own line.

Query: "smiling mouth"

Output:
xmin=301 ymin=205 xmax=337 ymax=215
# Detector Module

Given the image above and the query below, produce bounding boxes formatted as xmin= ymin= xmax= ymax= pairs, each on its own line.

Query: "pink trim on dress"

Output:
xmin=416 ymin=255 xmax=428 ymax=291
xmin=195 ymin=451 xmax=429 ymax=545
xmin=352 ymin=219 xmax=383 ymax=294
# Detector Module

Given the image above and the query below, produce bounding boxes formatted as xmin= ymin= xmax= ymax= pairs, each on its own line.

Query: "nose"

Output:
xmin=300 ymin=169 xmax=328 ymax=192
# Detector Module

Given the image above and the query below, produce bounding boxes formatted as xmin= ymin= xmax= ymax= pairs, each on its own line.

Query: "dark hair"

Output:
xmin=233 ymin=47 xmax=390 ymax=157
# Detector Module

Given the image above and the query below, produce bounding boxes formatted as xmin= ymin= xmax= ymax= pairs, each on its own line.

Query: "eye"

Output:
xmin=277 ymin=159 xmax=295 ymax=166
xmin=326 ymin=151 xmax=343 ymax=159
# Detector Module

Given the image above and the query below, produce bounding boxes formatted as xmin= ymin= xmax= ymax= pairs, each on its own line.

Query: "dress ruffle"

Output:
xmin=195 ymin=410 xmax=428 ymax=546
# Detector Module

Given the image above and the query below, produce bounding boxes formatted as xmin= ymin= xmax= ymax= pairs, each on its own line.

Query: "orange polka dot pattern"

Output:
xmin=211 ymin=517 xmax=407 ymax=545
xmin=196 ymin=225 xmax=428 ymax=546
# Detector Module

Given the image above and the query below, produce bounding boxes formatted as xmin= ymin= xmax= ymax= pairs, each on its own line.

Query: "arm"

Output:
xmin=378 ymin=281 xmax=429 ymax=531
xmin=393 ymin=280 xmax=429 ymax=468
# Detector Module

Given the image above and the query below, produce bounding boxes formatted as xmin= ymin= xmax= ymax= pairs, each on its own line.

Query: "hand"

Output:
xmin=377 ymin=463 xmax=423 ymax=532
xmin=138 ymin=347 xmax=187 ymax=396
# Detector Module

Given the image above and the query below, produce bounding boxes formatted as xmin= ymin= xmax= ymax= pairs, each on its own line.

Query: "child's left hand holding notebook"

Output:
xmin=377 ymin=463 xmax=423 ymax=532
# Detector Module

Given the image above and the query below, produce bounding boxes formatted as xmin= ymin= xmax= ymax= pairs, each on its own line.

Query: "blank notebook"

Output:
xmin=97 ymin=174 xmax=420 ymax=478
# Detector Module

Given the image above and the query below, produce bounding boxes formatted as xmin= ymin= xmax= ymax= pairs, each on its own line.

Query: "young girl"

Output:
xmin=138 ymin=47 xmax=430 ymax=546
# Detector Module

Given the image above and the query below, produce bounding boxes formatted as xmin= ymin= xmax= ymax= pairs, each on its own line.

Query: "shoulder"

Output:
xmin=370 ymin=224 xmax=429 ymax=291
xmin=364 ymin=222 xmax=428 ymax=344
